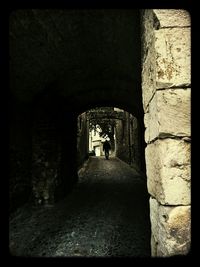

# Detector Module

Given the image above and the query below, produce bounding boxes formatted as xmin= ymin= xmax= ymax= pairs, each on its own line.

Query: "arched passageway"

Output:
xmin=77 ymin=106 xmax=145 ymax=172
xmin=9 ymin=9 xmax=150 ymax=256
xmin=9 ymin=9 xmax=191 ymax=257
xmin=9 ymin=8 xmax=144 ymax=211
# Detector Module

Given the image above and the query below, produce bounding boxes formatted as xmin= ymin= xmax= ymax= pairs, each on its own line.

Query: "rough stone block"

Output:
xmin=150 ymin=197 xmax=191 ymax=256
xmin=153 ymin=9 xmax=191 ymax=28
xmin=149 ymin=197 xmax=159 ymax=256
xmin=156 ymin=89 xmax=191 ymax=138
xmin=142 ymin=47 xmax=156 ymax=112
xmin=146 ymin=139 xmax=191 ymax=205
xmin=141 ymin=10 xmax=157 ymax=112
xmin=155 ymin=28 xmax=191 ymax=87
xmin=144 ymin=88 xmax=191 ymax=142
xmin=144 ymin=92 xmax=159 ymax=142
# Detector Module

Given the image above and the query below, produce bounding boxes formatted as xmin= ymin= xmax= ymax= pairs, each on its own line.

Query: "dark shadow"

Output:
xmin=9 ymin=157 xmax=151 ymax=257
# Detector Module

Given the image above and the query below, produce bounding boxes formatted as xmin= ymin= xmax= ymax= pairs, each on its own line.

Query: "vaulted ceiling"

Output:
xmin=10 ymin=9 xmax=142 ymax=116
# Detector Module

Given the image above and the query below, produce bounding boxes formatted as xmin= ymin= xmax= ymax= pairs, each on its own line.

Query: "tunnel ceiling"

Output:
xmin=10 ymin=9 xmax=142 ymax=115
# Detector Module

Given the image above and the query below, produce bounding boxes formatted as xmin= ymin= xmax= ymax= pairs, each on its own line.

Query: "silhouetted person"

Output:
xmin=103 ymin=140 xmax=111 ymax=159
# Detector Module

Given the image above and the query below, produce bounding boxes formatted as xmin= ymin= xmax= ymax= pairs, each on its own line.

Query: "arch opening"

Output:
xmin=77 ymin=106 xmax=146 ymax=176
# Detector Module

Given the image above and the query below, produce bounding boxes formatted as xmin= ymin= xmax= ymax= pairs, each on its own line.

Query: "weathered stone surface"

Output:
xmin=150 ymin=197 xmax=191 ymax=256
xmin=146 ymin=139 xmax=191 ymax=205
xmin=144 ymin=88 xmax=191 ymax=142
xmin=155 ymin=28 xmax=191 ymax=86
xmin=151 ymin=235 xmax=157 ymax=257
xmin=149 ymin=197 xmax=159 ymax=256
xmin=144 ymin=92 xmax=159 ymax=142
xmin=141 ymin=10 xmax=156 ymax=112
xmin=153 ymin=9 xmax=191 ymax=28
xmin=157 ymin=89 xmax=191 ymax=137
xmin=142 ymin=11 xmax=191 ymax=111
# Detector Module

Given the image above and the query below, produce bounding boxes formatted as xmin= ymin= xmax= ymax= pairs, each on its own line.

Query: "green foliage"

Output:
xmin=87 ymin=107 xmax=116 ymax=139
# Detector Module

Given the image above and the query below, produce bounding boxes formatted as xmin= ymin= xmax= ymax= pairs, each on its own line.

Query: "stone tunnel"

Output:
xmin=9 ymin=9 xmax=191 ymax=256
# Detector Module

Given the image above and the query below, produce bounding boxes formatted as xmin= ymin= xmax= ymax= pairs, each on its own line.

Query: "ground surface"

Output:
xmin=9 ymin=156 xmax=151 ymax=257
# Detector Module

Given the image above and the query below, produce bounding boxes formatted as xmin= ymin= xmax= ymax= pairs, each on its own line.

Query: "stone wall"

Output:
xmin=115 ymin=112 xmax=129 ymax=164
xmin=77 ymin=112 xmax=89 ymax=169
xmin=115 ymin=111 xmax=142 ymax=172
xmin=9 ymin=101 xmax=32 ymax=212
xmin=32 ymin=107 xmax=62 ymax=206
xmin=130 ymin=115 xmax=144 ymax=171
xmin=141 ymin=9 xmax=191 ymax=256
xmin=32 ymin=105 xmax=79 ymax=206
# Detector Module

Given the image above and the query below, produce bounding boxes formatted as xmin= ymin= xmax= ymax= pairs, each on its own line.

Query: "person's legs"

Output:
xmin=105 ymin=150 xmax=109 ymax=159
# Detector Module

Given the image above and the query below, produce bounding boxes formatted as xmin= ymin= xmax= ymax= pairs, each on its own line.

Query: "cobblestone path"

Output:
xmin=9 ymin=156 xmax=151 ymax=257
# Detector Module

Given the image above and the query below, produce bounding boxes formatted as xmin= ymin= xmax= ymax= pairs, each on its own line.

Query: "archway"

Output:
xmin=9 ymin=9 xmax=191 ymax=256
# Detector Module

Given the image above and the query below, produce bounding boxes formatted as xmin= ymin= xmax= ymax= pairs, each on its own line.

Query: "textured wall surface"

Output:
xmin=141 ymin=9 xmax=191 ymax=256
xmin=150 ymin=197 xmax=191 ymax=256
xmin=115 ymin=112 xmax=142 ymax=171
xmin=77 ymin=112 xmax=89 ymax=169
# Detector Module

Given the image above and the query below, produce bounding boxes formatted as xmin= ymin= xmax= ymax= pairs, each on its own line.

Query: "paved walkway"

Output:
xmin=9 ymin=156 xmax=151 ymax=257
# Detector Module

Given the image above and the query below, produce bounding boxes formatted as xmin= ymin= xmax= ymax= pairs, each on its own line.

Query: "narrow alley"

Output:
xmin=9 ymin=156 xmax=151 ymax=257
xmin=9 ymin=10 xmax=191 ymax=256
